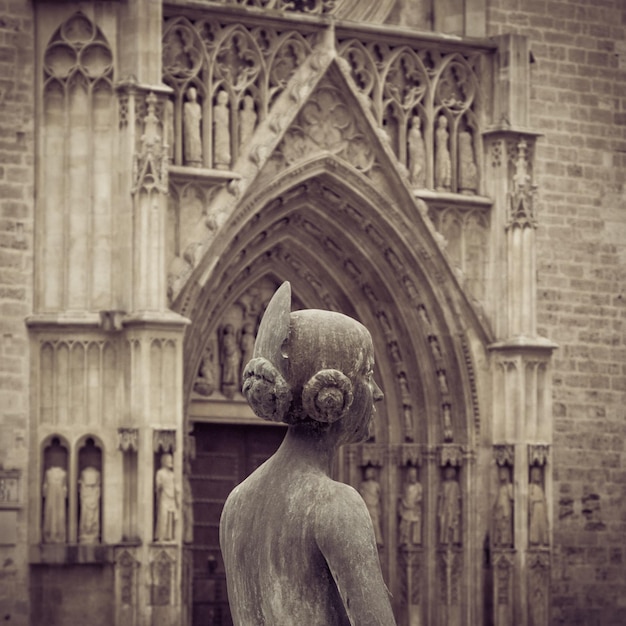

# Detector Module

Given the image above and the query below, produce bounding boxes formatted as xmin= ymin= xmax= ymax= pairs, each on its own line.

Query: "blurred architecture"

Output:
xmin=1 ymin=1 xmax=625 ymax=624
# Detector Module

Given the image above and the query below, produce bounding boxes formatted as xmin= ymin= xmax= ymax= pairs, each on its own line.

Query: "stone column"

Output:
xmin=483 ymin=34 xmax=556 ymax=626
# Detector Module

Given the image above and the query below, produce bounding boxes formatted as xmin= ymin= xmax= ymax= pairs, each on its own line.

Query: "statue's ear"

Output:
xmin=253 ymin=282 xmax=291 ymax=381
xmin=242 ymin=357 xmax=292 ymax=422
xmin=302 ymin=369 xmax=354 ymax=424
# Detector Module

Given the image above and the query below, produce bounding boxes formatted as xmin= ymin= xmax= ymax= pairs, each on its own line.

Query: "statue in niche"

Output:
xmin=528 ymin=466 xmax=549 ymax=546
xmin=398 ymin=466 xmax=422 ymax=547
xmin=397 ymin=372 xmax=414 ymax=442
xmin=435 ymin=114 xmax=452 ymax=191
xmin=213 ymin=89 xmax=231 ymax=170
xmin=194 ymin=345 xmax=216 ymax=397
xmin=183 ymin=86 xmax=202 ymax=166
xmin=220 ymin=324 xmax=240 ymax=399
xmin=438 ymin=369 xmax=449 ymax=394
xmin=42 ymin=465 xmax=68 ymax=543
xmin=155 ymin=453 xmax=178 ymax=542
xmin=442 ymin=404 xmax=453 ymax=442
xmin=493 ymin=465 xmax=514 ymax=548
xmin=164 ymin=98 xmax=175 ymax=162
xmin=220 ymin=282 xmax=396 ymax=625
xmin=239 ymin=94 xmax=257 ymax=150
xmin=458 ymin=129 xmax=478 ymax=194
xmin=438 ymin=465 xmax=461 ymax=545
xmin=408 ymin=115 xmax=426 ymax=188
xmin=360 ymin=465 xmax=384 ymax=548
xmin=240 ymin=322 xmax=255 ymax=381
xmin=78 ymin=466 xmax=101 ymax=544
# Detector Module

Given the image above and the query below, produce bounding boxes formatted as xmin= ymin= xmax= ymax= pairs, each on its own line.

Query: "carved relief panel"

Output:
xmin=192 ymin=278 xmax=303 ymax=401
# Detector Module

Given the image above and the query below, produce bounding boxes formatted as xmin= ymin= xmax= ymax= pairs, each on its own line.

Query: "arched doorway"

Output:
xmin=174 ymin=156 xmax=491 ymax=625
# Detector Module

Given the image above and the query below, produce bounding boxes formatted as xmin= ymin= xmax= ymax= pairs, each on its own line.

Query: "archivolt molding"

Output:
xmin=176 ymin=157 xmax=489 ymax=446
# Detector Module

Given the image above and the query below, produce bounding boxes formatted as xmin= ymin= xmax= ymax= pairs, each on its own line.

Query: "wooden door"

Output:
xmin=190 ymin=422 xmax=286 ymax=626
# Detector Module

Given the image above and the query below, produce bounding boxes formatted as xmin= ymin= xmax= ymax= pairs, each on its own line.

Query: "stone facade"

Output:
xmin=0 ymin=1 xmax=35 ymax=623
xmin=487 ymin=2 xmax=626 ymax=624
xmin=0 ymin=1 xmax=624 ymax=625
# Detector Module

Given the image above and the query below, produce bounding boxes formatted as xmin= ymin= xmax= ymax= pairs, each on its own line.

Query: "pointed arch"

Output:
xmin=174 ymin=155 xmax=490 ymax=449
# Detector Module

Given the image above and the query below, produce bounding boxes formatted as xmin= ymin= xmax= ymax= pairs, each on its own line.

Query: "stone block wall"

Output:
xmin=488 ymin=1 xmax=626 ymax=623
xmin=0 ymin=1 xmax=35 ymax=624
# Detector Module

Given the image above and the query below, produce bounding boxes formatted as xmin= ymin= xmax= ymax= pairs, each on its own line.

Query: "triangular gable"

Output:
xmin=170 ymin=29 xmax=442 ymax=300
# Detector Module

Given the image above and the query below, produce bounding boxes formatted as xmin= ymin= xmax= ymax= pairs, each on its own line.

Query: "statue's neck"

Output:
xmin=275 ymin=425 xmax=338 ymax=475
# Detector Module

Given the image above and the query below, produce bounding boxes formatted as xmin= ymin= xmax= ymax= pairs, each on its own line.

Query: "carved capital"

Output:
xmin=493 ymin=444 xmax=514 ymax=466
xmin=528 ymin=444 xmax=549 ymax=466
xmin=398 ymin=444 xmax=421 ymax=467
xmin=439 ymin=444 xmax=464 ymax=467
xmin=359 ymin=443 xmax=385 ymax=468
xmin=118 ymin=428 xmax=139 ymax=453
xmin=153 ymin=429 xmax=176 ymax=454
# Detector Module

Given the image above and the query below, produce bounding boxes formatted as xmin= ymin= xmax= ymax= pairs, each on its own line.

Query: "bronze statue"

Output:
xmin=220 ymin=282 xmax=396 ymax=625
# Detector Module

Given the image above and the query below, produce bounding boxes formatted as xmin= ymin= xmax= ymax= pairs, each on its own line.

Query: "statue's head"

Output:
xmin=161 ymin=453 xmax=173 ymax=469
xmin=242 ymin=282 xmax=382 ymax=443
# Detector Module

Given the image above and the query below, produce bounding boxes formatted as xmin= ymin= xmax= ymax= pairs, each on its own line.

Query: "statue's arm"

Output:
xmin=316 ymin=484 xmax=396 ymax=626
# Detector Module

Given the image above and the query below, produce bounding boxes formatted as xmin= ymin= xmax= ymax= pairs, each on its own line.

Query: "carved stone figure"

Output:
xmin=435 ymin=114 xmax=452 ymax=191
xmin=528 ymin=466 xmax=549 ymax=546
xmin=458 ymin=130 xmax=478 ymax=194
xmin=438 ymin=465 xmax=461 ymax=545
xmin=42 ymin=465 xmax=67 ymax=543
xmin=360 ymin=465 xmax=384 ymax=548
xmin=220 ymin=323 xmax=240 ymax=399
xmin=220 ymin=282 xmax=396 ymax=625
xmin=155 ymin=453 xmax=178 ymax=542
xmin=194 ymin=345 xmax=215 ymax=397
xmin=78 ymin=466 xmax=101 ymax=544
xmin=398 ymin=466 xmax=422 ymax=547
xmin=213 ymin=89 xmax=231 ymax=169
xmin=493 ymin=465 xmax=514 ymax=548
xmin=183 ymin=86 xmax=202 ymax=166
xmin=164 ymin=98 xmax=175 ymax=162
xmin=408 ymin=115 xmax=426 ymax=188
xmin=239 ymin=94 xmax=257 ymax=150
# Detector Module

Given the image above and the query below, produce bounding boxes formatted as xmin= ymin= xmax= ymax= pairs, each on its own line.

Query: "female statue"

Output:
xmin=220 ymin=282 xmax=396 ymax=626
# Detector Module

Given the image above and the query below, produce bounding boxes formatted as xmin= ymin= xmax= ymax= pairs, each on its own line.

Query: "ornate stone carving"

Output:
xmin=118 ymin=428 xmax=139 ymax=452
xmin=435 ymin=114 xmax=452 ymax=191
xmin=271 ymin=79 xmax=377 ymax=176
xmin=155 ymin=453 xmax=178 ymax=542
xmin=116 ymin=549 xmax=139 ymax=607
xmin=528 ymin=465 xmax=549 ymax=547
xmin=493 ymin=465 xmax=514 ymax=548
xmin=507 ymin=139 xmax=537 ymax=229
xmin=494 ymin=444 xmax=514 ymax=467
xmin=154 ymin=429 xmax=177 ymax=453
xmin=398 ymin=465 xmax=422 ymax=547
xmin=0 ymin=470 xmax=21 ymax=508
xmin=42 ymin=465 xmax=68 ymax=544
xmin=458 ymin=128 xmax=478 ymax=194
xmin=528 ymin=444 xmax=549 ymax=466
xmin=150 ymin=550 xmax=174 ymax=606
xmin=359 ymin=465 xmax=384 ymax=548
xmin=133 ymin=92 xmax=169 ymax=194
xmin=183 ymin=86 xmax=203 ymax=166
xmin=78 ymin=466 xmax=101 ymax=544
xmin=213 ymin=89 xmax=231 ymax=169
xmin=408 ymin=114 xmax=426 ymax=187
xmin=239 ymin=93 xmax=257 ymax=149
xmin=438 ymin=465 xmax=462 ymax=546
xmin=528 ymin=551 xmax=550 ymax=626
